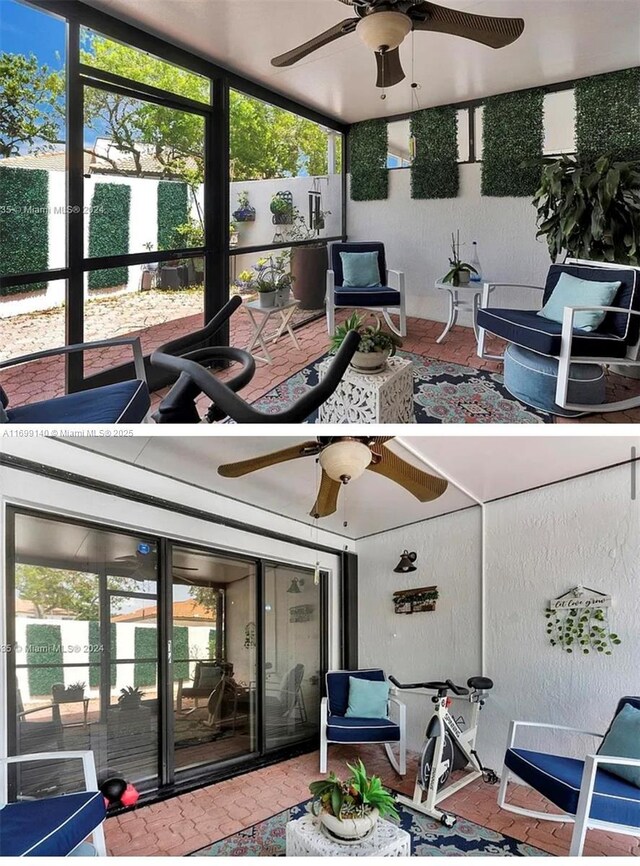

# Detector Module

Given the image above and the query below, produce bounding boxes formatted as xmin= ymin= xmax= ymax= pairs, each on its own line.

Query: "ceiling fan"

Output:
xmin=218 ymin=436 xmax=447 ymax=519
xmin=271 ymin=0 xmax=525 ymax=89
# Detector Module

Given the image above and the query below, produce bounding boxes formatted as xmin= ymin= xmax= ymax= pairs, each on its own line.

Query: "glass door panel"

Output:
xmin=264 ymin=564 xmax=321 ymax=751
xmin=171 ymin=546 xmax=257 ymax=774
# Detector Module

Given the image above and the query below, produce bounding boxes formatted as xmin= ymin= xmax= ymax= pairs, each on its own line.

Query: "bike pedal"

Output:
xmin=483 ymin=769 xmax=499 ymax=785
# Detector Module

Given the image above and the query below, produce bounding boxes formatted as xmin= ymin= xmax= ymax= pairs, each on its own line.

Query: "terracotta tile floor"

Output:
xmin=104 ymin=744 xmax=640 ymax=856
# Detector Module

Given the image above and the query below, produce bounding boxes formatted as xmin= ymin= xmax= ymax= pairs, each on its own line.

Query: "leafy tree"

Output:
xmin=0 ymin=52 xmax=64 ymax=157
xmin=16 ymin=564 xmax=137 ymax=620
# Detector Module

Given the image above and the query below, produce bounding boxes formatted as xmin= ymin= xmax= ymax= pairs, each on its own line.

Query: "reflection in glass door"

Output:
xmin=170 ymin=546 xmax=257 ymax=774
xmin=264 ymin=564 xmax=321 ymax=751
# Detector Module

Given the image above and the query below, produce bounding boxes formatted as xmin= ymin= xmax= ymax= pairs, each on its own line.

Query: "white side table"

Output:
xmin=434 ymin=279 xmax=487 ymax=344
xmin=285 ymin=814 xmax=411 ymax=857
xmin=244 ymin=298 xmax=300 ymax=364
xmin=317 ymin=356 xmax=414 ymax=423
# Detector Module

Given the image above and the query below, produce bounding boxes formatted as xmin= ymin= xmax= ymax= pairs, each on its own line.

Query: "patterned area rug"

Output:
xmin=251 ymin=351 xmax=553 ymax=424
xmin=189 ymin=799 xmax=549 ymax=856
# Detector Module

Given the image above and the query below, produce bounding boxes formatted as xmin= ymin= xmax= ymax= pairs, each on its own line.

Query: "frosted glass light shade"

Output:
xmin=319 ymin=440 xmax=372 ymax=483
xmin=357 ymin=11 xmax=412 ymax=51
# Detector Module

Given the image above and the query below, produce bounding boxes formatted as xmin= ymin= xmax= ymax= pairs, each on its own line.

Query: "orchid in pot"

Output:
xmin=235 ymin=251 xmax=294 ymax=308
xmin=309 ymin=759 xmax=399 ymax=841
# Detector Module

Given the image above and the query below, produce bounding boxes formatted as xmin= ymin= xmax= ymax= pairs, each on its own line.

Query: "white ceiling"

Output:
xmin=61 ymin=435 xmax=638 ymax=539
xmin=82 ymin=0 xmax=640 ymax=123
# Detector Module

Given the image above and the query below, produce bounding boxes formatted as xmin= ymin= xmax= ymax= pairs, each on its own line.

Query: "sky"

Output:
xmin=0 ymin=0 xmax=66 ymax=68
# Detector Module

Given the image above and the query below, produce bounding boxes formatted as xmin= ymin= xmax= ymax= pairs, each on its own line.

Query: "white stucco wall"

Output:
xmin=347 ymin=163 xmax=553 ymax=328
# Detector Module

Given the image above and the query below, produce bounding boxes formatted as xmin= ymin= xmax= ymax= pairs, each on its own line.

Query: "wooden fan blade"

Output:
xmin=411 ymin=3 xmax=525 ymax=49
xmin=272 ymin=18 xmax=359 ymax=67
xmin=375 ymin=47 xmax=405 ymax=88
xmin=218 ymin=442 xmax=319 ymax=478
xmin=367 ymin=450 xmax=448 ymax=501
xmin=310 ymin=470 xmax=342 ymax=519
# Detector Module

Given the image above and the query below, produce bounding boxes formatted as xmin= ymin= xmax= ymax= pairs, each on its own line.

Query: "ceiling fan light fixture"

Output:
xmin=356 ymin=10 xmax=412 ymax=52
xmin=319 ymin=440 xmax=372 ymax=485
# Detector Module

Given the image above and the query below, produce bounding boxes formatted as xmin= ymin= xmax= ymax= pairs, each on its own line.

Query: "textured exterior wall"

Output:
xmin=357 ymin=507 xmax=482 ymax=750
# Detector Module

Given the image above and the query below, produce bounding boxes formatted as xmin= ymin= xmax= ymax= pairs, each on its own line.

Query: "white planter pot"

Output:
xmin=456 ymin=270 xmax=470 ymax=285
xmin=320 ymin=807 xmax=379 ymax=841
xmin=276 ymin=287 xmax=291 ymax=306
xmin=350 ymin=349 xmax=389 ymax=374
xmin=258 ymin=291 xmax=276 ymax=308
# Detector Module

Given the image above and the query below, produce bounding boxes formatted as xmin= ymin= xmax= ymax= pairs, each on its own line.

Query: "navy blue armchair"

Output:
xmin=320 ymin=668 xmax=406 ymax=776
xmin=326 ymin=242 xmax=406 ymax=338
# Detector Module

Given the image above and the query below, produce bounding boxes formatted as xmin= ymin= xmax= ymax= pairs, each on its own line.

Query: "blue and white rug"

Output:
xmin=252 ymin=351 xmax=553 ymax=424
xmin=190 ymin=798 xmax=549 ymax=856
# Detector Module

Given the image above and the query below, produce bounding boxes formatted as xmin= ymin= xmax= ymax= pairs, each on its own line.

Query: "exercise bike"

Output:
xmin=389 ymin=675 xmax=498 ymax=828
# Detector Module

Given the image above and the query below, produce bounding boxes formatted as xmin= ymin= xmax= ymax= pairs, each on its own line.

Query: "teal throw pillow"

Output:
xmin=340 ymin=251 xmax=381 ymax=288
xmin=537 ymin=272 xmax=620 ymax=332
xmin=598 ymin=703 xmax=640 ymax=788
xmin=345 ymin=676 xmax=389 ymax=719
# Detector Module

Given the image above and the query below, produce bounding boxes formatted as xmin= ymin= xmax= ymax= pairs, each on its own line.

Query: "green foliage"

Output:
xmin=0 ymin=167 xmax=48 ymax=291
xmin=235 ymin=251 xmax=293 ymax=293
xmin=546 ymin=607 xmax=621 ymax=655
xmin=411 ymin=107 xmax=459 ymax=199
xmin=330 ymin=311 xmax=402 ymax=355
xmin=533 ymin=154 xmax=640 ymax=264
xmin=310 ymin=759 xmax=399 ymax=821
xmin=482 ymin=89 xmax=544 ymax=197
xmin=173 ymin=626 xmax=189 ymax=680
xmin=0 ymin=52 xmax=64 ymax=158
xmin=118 ymin=685 xmax=145 ymax=708
xmin=442 ymin=231 xmax=478 ymax=284
xmin=88 ymin=183 xmax=130 ymax=289
xmin=89 ymin=620 xmax=116 ymax=688
xmin=349 ymin=120 xmax=388 ymax=201
xmin=134 ymin=627 xmax=157 ymax=687
xmin=16 ymin=565 xmax=102 ymax=620
xmin=157 ymin=181 xmax=189 ymax=250
xmin=26 ymin=624 xmax=63 ymax=696
xmin=576 ymin=69 xmax=640 ymax=162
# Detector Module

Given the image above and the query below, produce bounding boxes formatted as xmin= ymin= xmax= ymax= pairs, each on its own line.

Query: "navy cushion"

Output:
xmin=330 ymin=242 xmax=387 ymax=288
xmin=6 ymin=380 xmax=150 ymax=424
xmin=477 ymin=308 xmax=629 ymax=358
xmin=0 ymin=791 xmax=106 ymax=856
xmin=505 ymin=748 xmax=640 ymax=829
xmin=327 ymin=716 xmax=401 ymax=744
xmin=334 ymin=285 xmax=401 ymax=307
xmin=543 ymin=263 xmax=640 ymax=342
xmin=326 ymin=669 xmax=386 ymax=717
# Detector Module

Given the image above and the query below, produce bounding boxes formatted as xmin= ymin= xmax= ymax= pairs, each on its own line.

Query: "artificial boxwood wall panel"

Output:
xmin=133 ymin=626 xmax=157 ymax=688
xmin=349 ymin=120 xmax=389 ymax=201
xmin=173 ymin=626 xmax=189 ymax=680
xmin=88 ymin=183 xmax=131 ymax=289
xmin=157 ymin=181 xmax=189 ymax=249
xmin=0 ymin=167 xmax=48 ymax=294
xmin=26 ymin=623 xmax=63 ymax=696
xmin=481 ymin=89 xmax=544 ymax=197
xmin=411 ymin=107 xmax=459 ymax=199
xmin=576 ymin=68 xmax=640 ymax=162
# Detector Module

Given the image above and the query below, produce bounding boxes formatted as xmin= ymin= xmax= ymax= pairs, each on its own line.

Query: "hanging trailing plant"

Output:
xmin=349 ymin=119 xmax=388 ymax=201
xmin=576 ymin=68 xmax=640 ymax=163
xmin=481 ymin=89 xmax=544 ymax=197
xmin=545 ymin=586 xmax=621 ymax=655
xmin=411 ymin=106 xmax=459 ymax=199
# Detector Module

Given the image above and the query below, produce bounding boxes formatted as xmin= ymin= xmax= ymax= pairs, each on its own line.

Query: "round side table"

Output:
xmin=434 ymin=279 xmax=486 ymax=345
xmin=285 ymin=814 xmax=411 ymax=857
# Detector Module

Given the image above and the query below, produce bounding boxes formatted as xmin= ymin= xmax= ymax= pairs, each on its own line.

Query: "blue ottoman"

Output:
xmin=504 ymin=344 xmax=605 ymax=417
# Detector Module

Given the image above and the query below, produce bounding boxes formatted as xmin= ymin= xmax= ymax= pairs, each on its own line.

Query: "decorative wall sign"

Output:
xmin=545 ymin=585 xmax=621 ymax=655
xmin=244 ymin=622 xmax=256 ymax=649
xmin=289 ymin=604 xmax=315 ymax=623
xmin=393 ymin=586 xmax=439 ymax=615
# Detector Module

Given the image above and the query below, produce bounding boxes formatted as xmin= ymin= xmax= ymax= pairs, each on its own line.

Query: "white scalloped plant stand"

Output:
xmin=285 ymin=814 xmax=411 ymax=857
xmin=317 ymin=356 xmax=415 ymax=423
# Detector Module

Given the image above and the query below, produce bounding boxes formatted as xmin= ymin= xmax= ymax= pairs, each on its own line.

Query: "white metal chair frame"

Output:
xmin=319 ymin=686 xmax=406 ymax=776
xmin=326 ymin=268 xmax=407 ymax=338
xmin=476 ymin=259 xmax=640 ymax=414
xmin=0 ymin=750 xmax=107 ymax=856
xmin=498 ymin=720 xmax=640 ymax=856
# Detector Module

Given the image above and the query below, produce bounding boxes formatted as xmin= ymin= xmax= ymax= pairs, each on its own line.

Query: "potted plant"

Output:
xmin=174 ymin=218 xmax=205 ymax=284
xmin=330 ymin=311 xmax=402 ymax=373
xmin=442 ymin=230 xmax=477 ymax=287
xmin=270 ymin=191 xmax=293 ymax=225
xmin=229 ymin=221 xmax=239 ymax=247
xmin=532 ymin=153 xmax=640 ymax=264
xmin=140 ymin=241 xmax=157 ymax=291
xmin=118 ymin=686 xmax=144 ymax=711
xmin=286 ymin=208 xmax=331 ymax=310
xmin=309 ymin=759 xmax=399 ymax=841
xmin=52 ymin=682 xmax=86 ymax=703
xmin=235 ymin=252 xmax=294 ymax=308
xmin=233 ymin=190 xmax=256 ymax=222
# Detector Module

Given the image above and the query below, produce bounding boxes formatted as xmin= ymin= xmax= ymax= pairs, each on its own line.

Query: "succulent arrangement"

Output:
xmin=330 ymin=311 xmax=402 ymax=356
xmin=118 ymin=685 xmax=145 ymax=709
xmin=309 ymin=759 xmax=399 ymax=822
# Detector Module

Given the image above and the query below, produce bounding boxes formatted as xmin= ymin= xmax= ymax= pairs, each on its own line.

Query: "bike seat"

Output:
xmin=467 ymin=676 xmax=494 ymax=691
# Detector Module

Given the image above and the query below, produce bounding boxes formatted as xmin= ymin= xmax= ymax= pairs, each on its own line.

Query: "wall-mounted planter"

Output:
xmin=233 ymin=206 xmax=256 ymax=222
xmin=393 ymin=585 xmax=439 ymax=615
xmin=270 ymin=190 xmax=294 ymax=225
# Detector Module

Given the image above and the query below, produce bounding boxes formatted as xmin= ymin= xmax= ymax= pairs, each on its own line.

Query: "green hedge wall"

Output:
xmin=349 ymin=120 xmax=389 ymax=201
xmin=576 ymin=68 xmax=640 ymax=162
xmin=481 ymin=89 xmax=544 ymax=197
xmin=88 ymin=620 xmax=116 ymax=688
xmin=133 ymin=627 xmax=157 ymax=688
xmin=157 ymin=181 xmax=189 ymax=249
xmin=26 ymin=623 xmax=63 ymax=696
xmin=0 ymin=167 xmax=48 ymax=294
xmin=411 ymin=107 xmax=459 ymax=199
xmin=88 ymin=183 xmax=130 ymax=289
xmin=173 ymin=626 xmax=189 ymax=680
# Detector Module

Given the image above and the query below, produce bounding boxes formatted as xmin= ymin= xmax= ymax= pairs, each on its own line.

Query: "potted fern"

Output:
xmin=309 ymin=760 xmax=399 ymax=841
xmin=330 ymin=311 xmax=402 ymax=373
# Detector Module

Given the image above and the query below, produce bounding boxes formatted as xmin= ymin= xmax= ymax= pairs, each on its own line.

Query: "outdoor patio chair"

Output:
xmin=265 ymin=664 xmax=307 ymax=726
xmin=17 ymin=689 xmax=64 ymax=753
xmin=176 ymin=661 xmax=231 ymax=713
xmin=320 ymin=668 xmax=406 ymax=776
xmin=0 ymin=337 xmax=150 ymax=423
xmin=498 ymin=696 xmax=640 ymax=856
xmin=326 ymin=242 xmax=407 ymax=338
xmin=0 ymin=750 xmax=107 ymax=856
xmin=476 ymin=259 xmax=640 ymax=414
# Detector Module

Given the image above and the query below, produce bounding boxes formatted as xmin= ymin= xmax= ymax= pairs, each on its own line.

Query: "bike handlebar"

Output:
xmin=389 ymin=676 xmax=469 ymax=696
